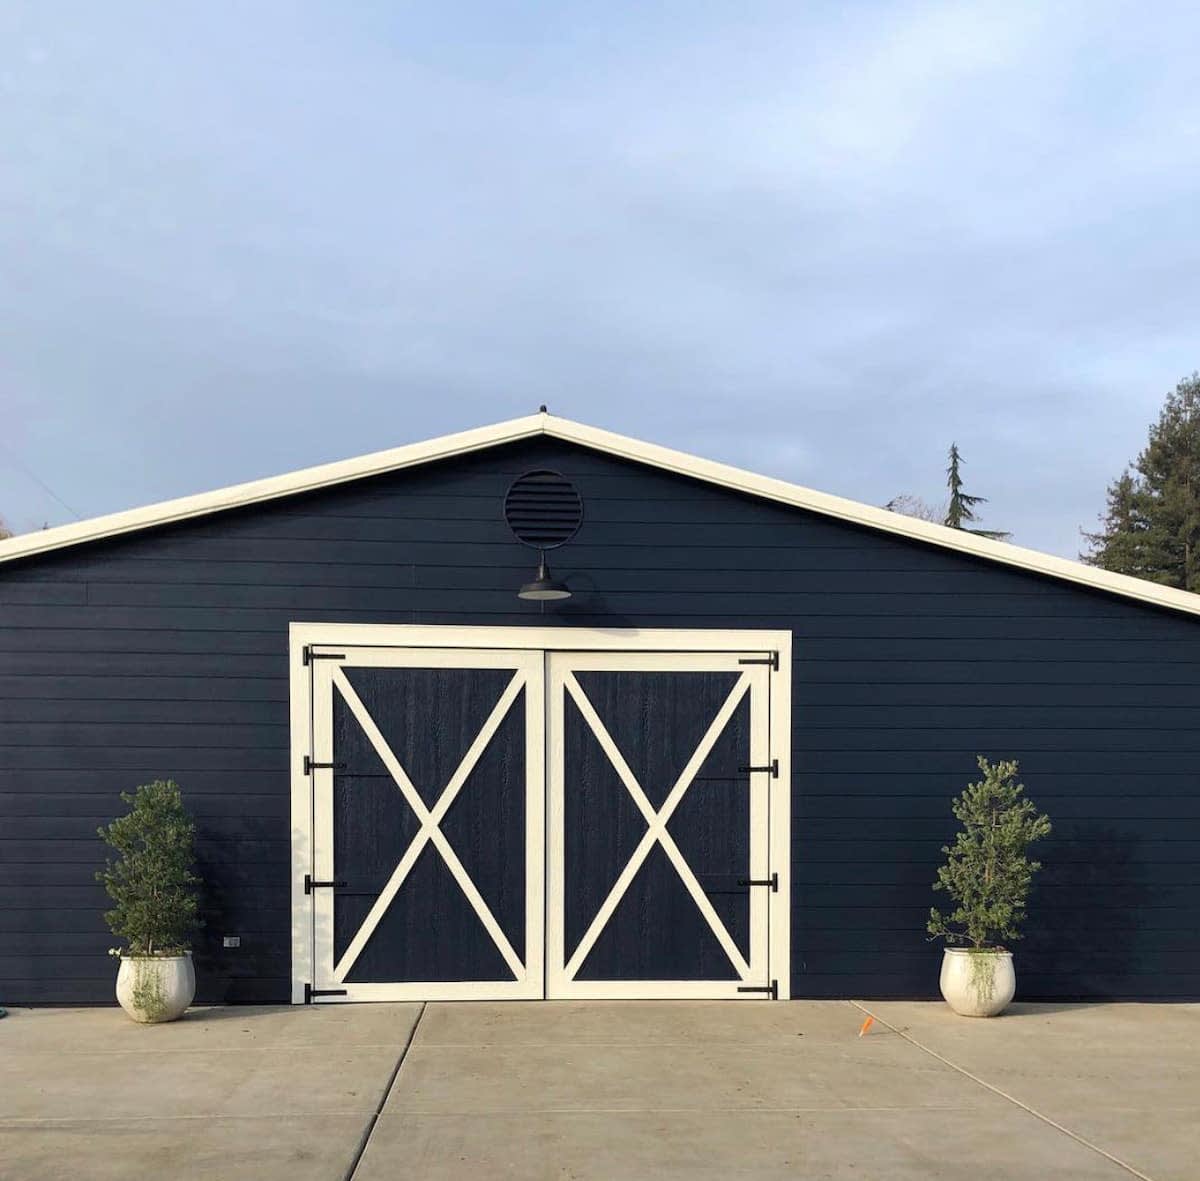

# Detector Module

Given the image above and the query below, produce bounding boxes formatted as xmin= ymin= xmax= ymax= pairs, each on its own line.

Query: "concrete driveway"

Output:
xmin=1 ymin=1000 xmax=1195 ymax=1180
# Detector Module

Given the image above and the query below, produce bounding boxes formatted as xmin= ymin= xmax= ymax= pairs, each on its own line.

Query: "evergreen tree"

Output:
xmin=97 ymin=780 xmax=201 ymax=956
xmin=943 ymin=444 xmax=1010 ymax=540
xmin=1084 ymin=374 xmax=1200 ymax=590
xmin=1081 ymin=471 xmax=1150 ymax=579
xmin=928 ymin=757 xmax=1052 ymax=950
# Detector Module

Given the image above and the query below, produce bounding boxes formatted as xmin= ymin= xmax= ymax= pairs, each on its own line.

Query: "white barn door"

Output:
xmin=546 ymin=651 xmax=777 ymax=999
xmin=307 ymin=647 xmax=544 ymax=1002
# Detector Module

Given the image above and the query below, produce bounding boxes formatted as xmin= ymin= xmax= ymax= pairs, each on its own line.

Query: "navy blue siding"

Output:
xmin=1 ymin=436 xmax=1198 ymax=1002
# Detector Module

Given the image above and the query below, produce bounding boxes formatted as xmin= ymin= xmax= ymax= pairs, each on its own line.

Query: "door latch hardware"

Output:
xmin=738 ymin=759 xmax=779 ymax=778
xmin=737 ymin=980 xmax=779 ymax=1000
xmin=303 ymin=983 xmax=348 ymax=1004
xmin=737 ymin=873 xmax=778 ymax=892
xmin=303 ymin=757 xmax=346 ymax=775
xmin=737 ymin=652 xmax=779 ymax=671
xmin=302 ymin=647 xmax=346 ymax=666
xmin=304 ymin=874 xmax=347 ymax=894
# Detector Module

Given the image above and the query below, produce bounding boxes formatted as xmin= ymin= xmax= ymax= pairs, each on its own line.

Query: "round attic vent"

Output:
xmin=504 ymin=469 xmax=584 ymax=550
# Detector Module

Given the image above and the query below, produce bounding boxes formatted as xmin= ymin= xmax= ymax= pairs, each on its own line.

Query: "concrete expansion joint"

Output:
xmin=850 ymin=1002 xmax=1158 ymax=1181
xmin=343 ymin=1001 xmax=427 ymax=1181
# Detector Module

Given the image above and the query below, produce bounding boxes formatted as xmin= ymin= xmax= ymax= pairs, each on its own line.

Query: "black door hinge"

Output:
xmin=738 ymin=759 xmax=779 ymax=778
xmin=737 ymin=979 xmax=779 ymax=1000
xmin=738 ymin=651 xmax=779 ymax=671
xmin=737 ymin=872 xmax=778 ymax=892
xmin=304 ymin=873 xmax=347 ymax=894
xmin=304 ymin=983 xmax=348 ymax=1004
xmin=303 ymin=647 xmax=346 ymax=666
xmin=303 ymin=756 xmax=346 ymax=775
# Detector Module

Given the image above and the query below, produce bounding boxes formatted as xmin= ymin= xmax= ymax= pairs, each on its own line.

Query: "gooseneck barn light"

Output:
xmin=504 ymin=468 xmax=583 ymax=602
xmin=518 ymin=552 xmax=572 ymax=601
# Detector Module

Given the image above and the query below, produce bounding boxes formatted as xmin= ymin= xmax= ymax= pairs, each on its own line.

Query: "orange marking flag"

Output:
xmin=858 ymin=1015 xmax=875 ymax=1037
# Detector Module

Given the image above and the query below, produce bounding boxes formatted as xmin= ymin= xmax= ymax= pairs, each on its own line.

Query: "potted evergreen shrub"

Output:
xmin=97 ymin=779 xmax=202 ymax=1023
xmin=928 ymin=757 xmax=1051 ymax=1017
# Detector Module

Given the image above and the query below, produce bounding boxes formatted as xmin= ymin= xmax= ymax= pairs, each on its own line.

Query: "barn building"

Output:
xmin=2 ymin=412 xmax=1197 ymax=1006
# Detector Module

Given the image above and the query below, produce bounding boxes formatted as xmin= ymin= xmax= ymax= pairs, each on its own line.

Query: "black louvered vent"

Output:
xmin=504 ymin=469 xmax=584 ymax=550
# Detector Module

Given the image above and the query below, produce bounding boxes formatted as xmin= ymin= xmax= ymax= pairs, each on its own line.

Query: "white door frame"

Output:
xmin=547 ymin=649 xmax=773 ymax=999
xmin=308 ymin=646 xmax=544 ymax=1003
xmin=290 ymin=623 xmax=792 ymax=1003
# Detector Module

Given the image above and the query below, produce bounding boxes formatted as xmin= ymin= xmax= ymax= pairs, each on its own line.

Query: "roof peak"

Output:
xmin=1 ymin=412 xmax=1198 ymax=619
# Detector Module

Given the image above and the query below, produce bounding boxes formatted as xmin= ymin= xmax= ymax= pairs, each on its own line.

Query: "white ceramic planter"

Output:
xmin=115 ymin=953 xmax=195 ymax=1023
xmin=939 ymin=948 xmax=1015 ymax=1017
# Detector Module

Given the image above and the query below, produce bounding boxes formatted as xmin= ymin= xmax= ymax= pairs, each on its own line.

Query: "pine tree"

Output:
xmin=943 ymin=444 xmax=1010 ymax=540
xmin=1084 ymin=374 xmax=1200 ymax=590
xmin=1081 ymin=471 xmax=1150 ymax=579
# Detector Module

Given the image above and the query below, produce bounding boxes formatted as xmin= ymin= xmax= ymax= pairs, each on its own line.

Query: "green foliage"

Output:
xmin=944 ymin=443 xmax=1011 ymax=540
xmin=1083 ymin=374 xmax=1200 ymax=590
xmin=928 ymin=757 xmax=1051 ymax=950
xmin=96 ymin=780 xmax=201 ymax=956
xmin=1083 ymin=471 xmax=1147 ymax=577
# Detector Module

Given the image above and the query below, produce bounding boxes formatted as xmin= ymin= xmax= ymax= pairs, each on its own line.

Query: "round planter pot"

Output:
xmin=939 ymin=948 xmax=1015 ymax=1017
xmin=115 ymin=953 xmax=195 ymax=1023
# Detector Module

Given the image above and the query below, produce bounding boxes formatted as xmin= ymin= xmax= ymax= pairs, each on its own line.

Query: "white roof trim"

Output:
xmin=2 ymin=410 xmax=1198 ymax=618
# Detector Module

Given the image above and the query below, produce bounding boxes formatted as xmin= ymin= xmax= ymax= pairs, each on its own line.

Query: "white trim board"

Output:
xmin=290 ymin=622 xmax=792 ymax=654
xmin=4 ymin=410 xmax=1199 ymax=619
xmin=545 ymin=651 xmax=778 ymax=1000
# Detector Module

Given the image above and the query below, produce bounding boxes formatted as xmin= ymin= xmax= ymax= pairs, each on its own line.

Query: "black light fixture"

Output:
xmin=504 ymin=469 xmax=583 ymax=602
xmin=518 ymin=552 xmax=572 ymax=601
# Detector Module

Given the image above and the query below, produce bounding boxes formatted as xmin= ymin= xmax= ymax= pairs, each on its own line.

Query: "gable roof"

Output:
xmin=1 ymin=410 xmax=1197 ymax=618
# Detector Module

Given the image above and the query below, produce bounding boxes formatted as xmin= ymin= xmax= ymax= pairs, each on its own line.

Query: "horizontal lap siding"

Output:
xmin=1 ymin=437 xmax=1198 ymax=1003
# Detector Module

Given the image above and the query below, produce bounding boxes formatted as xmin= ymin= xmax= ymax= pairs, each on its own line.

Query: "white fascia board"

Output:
xmin=3 ymin=408 xmax=1200 ymax=620
xmin=0 ymin=414 xmax=546 ymax=564
xmin=543 ymin=415 xmax=1200 ymax=620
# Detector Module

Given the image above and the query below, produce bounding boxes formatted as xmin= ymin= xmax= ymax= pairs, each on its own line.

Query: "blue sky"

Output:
xmin=2 ymin=2 xmax=1198 ymax=556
